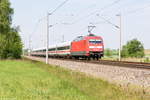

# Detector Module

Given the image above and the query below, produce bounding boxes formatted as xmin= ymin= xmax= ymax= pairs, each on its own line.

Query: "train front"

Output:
xmin=86 ymin=34 xmax=104 ymax=59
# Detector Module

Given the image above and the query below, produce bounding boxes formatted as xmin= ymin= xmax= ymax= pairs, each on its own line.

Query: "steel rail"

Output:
xmin=50 ymin=57 xmax=150 ymax=70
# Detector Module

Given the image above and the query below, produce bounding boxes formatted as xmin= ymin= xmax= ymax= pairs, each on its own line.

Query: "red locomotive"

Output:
xmin=71 ymin=34 xmax=104 ymax=59
xmin=31 ymin=34 xmax=104 ymax=60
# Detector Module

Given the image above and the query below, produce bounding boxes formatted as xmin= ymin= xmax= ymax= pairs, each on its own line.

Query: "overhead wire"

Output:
xmin=31 ymin=0 xmax=70 ymax=37
xmin=29 ymin=17 xmax=46 ymax=49
xmin=96 ymin=14 xmax=119 ymax=29
xmin=31 ymin=0 xmax=70 ymax=47
xmin=50 ymin=0 xmax=69 ymax=14
xmin=124 ymin=4 xmax=150 ymax=16
xmin=70 ymin=26 xmax=88 ymax=37
xmin=69 ymin=0 xmax=122 ymax=25
xmin=65 ymin=0 xmax=122 ymax=37
xmin=50 ymin=0 xmax=150 ymax=43
xmin=95 ymin=1 xmax=150 ymax=30
xmin=83 ymin=1 xmax=150 ymax=30
xmin=30 ymin=16 xmax=47 ymax=38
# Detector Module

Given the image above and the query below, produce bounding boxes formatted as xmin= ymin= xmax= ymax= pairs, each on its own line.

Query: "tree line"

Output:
xmin=105 ymin=39 xmax=145 ymax=58
xmin=0 ymin=0 xmax=22 ymax=59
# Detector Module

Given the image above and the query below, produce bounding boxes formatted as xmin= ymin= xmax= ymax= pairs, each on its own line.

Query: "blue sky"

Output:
xmin=10 ymin=0 xmax=150 ymax=49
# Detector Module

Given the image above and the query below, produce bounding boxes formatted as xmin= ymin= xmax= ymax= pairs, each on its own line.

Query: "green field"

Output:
xmin=0 ymin=60 xmax=149 ymax=100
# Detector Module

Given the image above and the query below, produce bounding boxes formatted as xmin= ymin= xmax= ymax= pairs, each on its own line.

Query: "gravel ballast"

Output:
xmin=26 ymin=56 xmax=150 ymax=90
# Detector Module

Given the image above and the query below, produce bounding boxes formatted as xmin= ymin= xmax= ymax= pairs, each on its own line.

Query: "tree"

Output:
xmin=105 ymin=48 xmax=113 ymax=57
xmin=0 ymin=0 xmax=22 ymax=59
xmin=0 ymin=0 xmax=13 ymax=34
xmin=121 ymin=39 xmax=145 ymax=58
xmin=121 ymin=45 xmax=128 ymax=57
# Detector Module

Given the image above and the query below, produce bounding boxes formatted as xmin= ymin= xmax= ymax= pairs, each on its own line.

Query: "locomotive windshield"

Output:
xmin=89 ymin=39 xmax=102 ymax=44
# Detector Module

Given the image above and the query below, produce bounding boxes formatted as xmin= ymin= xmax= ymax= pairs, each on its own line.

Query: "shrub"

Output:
xmin=121 ymin=39 xmax=145 ymax=58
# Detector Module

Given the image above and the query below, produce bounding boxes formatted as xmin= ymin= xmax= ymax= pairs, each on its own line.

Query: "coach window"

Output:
xmin=58 ymin=47 xmax=64 ymax=50
xmin=49 ymin=48 xmax=55 ymax=51
xmin=57 ymin=46 xmax=70 ymax=50
xmin=43 ymin=49 xmax=46 ymax=52
xmin=66 ymin=46 xmax=70 ymax=49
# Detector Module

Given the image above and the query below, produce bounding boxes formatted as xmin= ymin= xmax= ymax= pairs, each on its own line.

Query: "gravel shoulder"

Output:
xmin=25 ymin=56 xmax=150 ymax=92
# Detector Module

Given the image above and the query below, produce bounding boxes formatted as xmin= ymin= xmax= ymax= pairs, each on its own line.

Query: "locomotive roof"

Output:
xmin=73 ymin=34 xmax=102 ymax=42
xmin=87 ymin=33 xmax=97 ymax=36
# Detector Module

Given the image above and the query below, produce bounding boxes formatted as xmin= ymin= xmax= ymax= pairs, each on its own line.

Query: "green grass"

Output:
xmin=0 ymin=60 xmax=149 ymax=100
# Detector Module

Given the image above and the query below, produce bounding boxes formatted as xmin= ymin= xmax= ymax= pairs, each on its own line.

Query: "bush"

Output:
xmin=0 ymin=29 xmax=22 ymax=59
xmin=144 ymin=57 xmax=149 ymax=63
xmin=121 ymin=39 xmax=145 ymax=58
xmin=105 ymin=48 xmax=113 ymax=57
xmin=121 ymin=45 xmax=128 ymax=58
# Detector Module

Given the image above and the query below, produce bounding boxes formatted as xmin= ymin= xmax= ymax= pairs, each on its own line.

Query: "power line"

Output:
xmin=124 ymin=4 xmax=150 ymax=15
xmin=30 ymin=16 xmax=46 ymax=38
xmin=96 ymin=14 xmax=119 ymax=29
xmin=50 ymin=0 xmax=69 ymax=14
xmin=31 ymin=21 xmax=40 ymax=37
xmin=89 ymin=21 xmax=106 ymax=25
xmin=69 ymin=0 xmax=122 ymax=25
xmin=70 ymin=21 xmax=106 ymax=36
xmin=43 ymin=0 xmax=122 ymax=38
xmin=31 ymin=0 xmax=70 ymax=45
xmin=56 ymin=0 xmax=122 ymax=40
xmin=71 ymin=26 xmax=87 ymax=35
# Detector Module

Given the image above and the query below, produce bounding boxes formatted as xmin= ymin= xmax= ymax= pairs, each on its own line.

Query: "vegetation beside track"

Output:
xmin=0 ymin=60 xmax=149 ymax=100
xmin=103 ymin=49 xmax=150 ymax=63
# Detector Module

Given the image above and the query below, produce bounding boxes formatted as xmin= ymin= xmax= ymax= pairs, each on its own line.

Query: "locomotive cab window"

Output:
xmin=89 ymin=39 xmax=102 ymax=44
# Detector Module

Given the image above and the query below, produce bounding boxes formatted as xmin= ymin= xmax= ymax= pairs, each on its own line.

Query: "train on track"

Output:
xmin=31 ymin=34 xmax=104 ymax=60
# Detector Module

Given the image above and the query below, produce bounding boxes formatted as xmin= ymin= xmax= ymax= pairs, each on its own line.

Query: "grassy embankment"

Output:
xmin=0 ymin=59 xmax=149 ymax=100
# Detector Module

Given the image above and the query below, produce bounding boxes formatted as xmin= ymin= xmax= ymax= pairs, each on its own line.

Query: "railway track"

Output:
xmin=89 ymin=60 xmax=150 ymax=69
xmin=28 ymin=56 xmax=150 ymax=70
xmin=53 ymin=58 xmax=150 ymax=70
